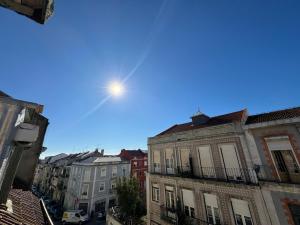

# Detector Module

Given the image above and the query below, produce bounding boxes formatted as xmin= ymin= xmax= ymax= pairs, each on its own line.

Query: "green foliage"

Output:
xmin=116 ymin=177 xmax=145 ymax=225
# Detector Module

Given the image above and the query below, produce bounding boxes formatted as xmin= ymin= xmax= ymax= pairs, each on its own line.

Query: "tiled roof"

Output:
xmin=246 ymin=107 xmax=300 ymax=125
xmin=119 ymin=149 xmax=147 ymax=160
xmin=0 ymin=91 xmax=10 ymax=97
xmin=156 ymin=110 xmax=246 ymax=136
xmin=0 ymin=189 xmax=46 ymax=225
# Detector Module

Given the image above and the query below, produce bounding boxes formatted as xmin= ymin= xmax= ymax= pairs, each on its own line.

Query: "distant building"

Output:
xmin=34 ymin=149 xmax=104 ymax=206
xmin=0 ymin=91 xmax=51 ymax=224
xmin=119 ymin=149 xmax=148 ymax=194
xmin=64 ymin=156 xmax=130 ymax=215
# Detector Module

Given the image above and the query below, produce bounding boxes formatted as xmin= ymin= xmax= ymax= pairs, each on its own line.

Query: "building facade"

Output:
xmin=119 ymin=149 xmax=148 ymax=194
xmin=34 ymin=150 xmax=103 ymax=206
xmin=64 ymin=156 xmax=130 ymax=215
xmin=244 ymin=107 xmax=300 ymax=225
xmin=0 ymin=91 xmax=52 ymax=224
xmin=0 ymin=91 xmax=48 ymax=203
xmin=147 ymin=107 xmax=300 ymax=225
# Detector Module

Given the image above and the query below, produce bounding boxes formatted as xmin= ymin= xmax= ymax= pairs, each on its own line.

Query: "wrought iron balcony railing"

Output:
xmin=151 ymin=164 xmax=300 ymax=185
xmin=151 ymin=166 xmax=259 ymax=184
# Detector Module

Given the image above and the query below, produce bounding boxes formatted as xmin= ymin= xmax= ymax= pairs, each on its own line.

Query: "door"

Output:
xmin=180 ymin=149 xmax=190 ymax=172
xmin=165 ymin=149 xmax=175 ymax=174
xmin=272 ymin=150 xmax=300 ymax=183
xmin=220 ymin=144 xmax=242 ymax=180
xmin=198 ymin=146 xmax=215 ymax=178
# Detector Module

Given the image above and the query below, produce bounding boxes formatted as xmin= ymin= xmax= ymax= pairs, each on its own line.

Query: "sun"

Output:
xmin=108 ymin=81 xmax=125 ymax=97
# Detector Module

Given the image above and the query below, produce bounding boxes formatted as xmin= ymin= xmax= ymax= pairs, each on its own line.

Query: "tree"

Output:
xmin=116 ymin=177 xmax=145 ymax=225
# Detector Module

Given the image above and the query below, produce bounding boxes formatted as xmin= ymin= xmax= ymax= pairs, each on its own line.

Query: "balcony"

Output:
xmin=160 ymin=206 xmax=176 ymax=224
xmin=160 ymin=206 xmax=220 ymax=225
xmin=253 ymin=164 xmax=300 ymax=184
xmin=151 ymin=166 xmax=259 ymax=185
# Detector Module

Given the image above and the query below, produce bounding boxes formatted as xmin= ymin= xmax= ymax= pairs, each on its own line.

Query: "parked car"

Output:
xmin=62 ymin=210 xmax=89 ymax=224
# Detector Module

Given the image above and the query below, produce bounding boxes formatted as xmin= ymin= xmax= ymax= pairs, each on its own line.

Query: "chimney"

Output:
xmin=191 ymin=111 xmax=210 ymax=125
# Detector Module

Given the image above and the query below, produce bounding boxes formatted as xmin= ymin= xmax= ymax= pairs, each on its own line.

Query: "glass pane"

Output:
xmin=184 ymin=206 xmax=189 ymax=216
xmin=206 ymin=206 xmax=214 ymax=224
xmin=235 ymin=214 xmax=243 ymax=225
xmin=190 ymin=207 xmax=195 ymax=218
xmin=245 ymin=216 xmax=253 ymax=225
xmin=214 ymin=207 xmax=221 ymax=225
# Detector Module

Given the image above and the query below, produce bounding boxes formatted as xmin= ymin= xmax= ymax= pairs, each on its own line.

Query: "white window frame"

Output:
xmin=83 ymin=168 xmax=91 ymax=182
xmin=112 ymin=166 xmax=117 ymax=177
xmin=265 ymin=136 xmax=300 ymax=181
xmin=152 ymin=184 xmax=160 ymax=202
xmin=81 ymin=184 xmax=89 ymax=198
xmin=231 ymin=198 xmax=253 ymax=225
xmin=100 ymin=167 xmax=107 ymax=177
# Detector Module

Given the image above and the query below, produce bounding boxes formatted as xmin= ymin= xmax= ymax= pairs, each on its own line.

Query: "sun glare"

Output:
xmin=108 ymin=81 xmax=125 ymax=97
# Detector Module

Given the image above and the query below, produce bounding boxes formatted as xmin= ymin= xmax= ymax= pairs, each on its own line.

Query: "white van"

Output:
xmin=62 ymin=210 xmax=89 ymax=224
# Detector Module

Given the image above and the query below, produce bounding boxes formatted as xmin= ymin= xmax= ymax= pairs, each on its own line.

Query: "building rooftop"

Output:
xmin=246 ymin=107 xmax=300 ymax=124
xmin=119 ymin=149 xmax=147 ymax=160
xmin=0 ymin=189 xmax=50 ymax=225
xmin=156 ymin=109 xmax=246 ymax=136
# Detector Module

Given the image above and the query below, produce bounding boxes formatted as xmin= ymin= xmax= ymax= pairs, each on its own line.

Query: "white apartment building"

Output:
xmin=64 ymin=156 xmax=130 ymax=215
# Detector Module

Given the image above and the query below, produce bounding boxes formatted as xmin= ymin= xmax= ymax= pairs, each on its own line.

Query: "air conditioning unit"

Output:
xmin=14 ymin=123 xmax=39 ymax=143
xmin=14 ymin=108 xmax=40 ymax=143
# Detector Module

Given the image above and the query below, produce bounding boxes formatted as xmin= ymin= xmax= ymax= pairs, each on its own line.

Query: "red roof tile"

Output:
xmin=157 ymin=110 xmax=246 ymax=136
xmin=246 ymin=107 xmax=300 ymax=125
xmin=0 ymin=189 xmax=47 ymax=225
xmin=119 ymin=149 xmax=147 ymax=160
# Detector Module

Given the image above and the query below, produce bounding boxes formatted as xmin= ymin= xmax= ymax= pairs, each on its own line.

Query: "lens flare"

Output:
xmin=108 ymin=81 xmax=125 ymax=97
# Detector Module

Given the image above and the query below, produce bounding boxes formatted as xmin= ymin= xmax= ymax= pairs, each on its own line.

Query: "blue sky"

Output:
xmin=1 ymin=0 xmax=300 ymax=157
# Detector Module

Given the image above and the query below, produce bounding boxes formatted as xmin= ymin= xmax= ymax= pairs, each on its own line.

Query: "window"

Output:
xmin=144 ymin=160 xmax=148 ymax=166
xmin=112 ymin=166 xmax=117 ymax=177
xmin=83 ymin=168 xmax=91 ymax=182
xmin=133 ymin=161 xmax=138 ymax=167
xmin=180 ymin=149 xmax=190 ymax=172
xmin=219 ymin=144 xmax=242 ymax=181
xmin=153 ymin=151 xmax=160 ymax=172
xmin=198 ymin=145 xmax=215 ymax=178
xmin=231 ymin=199 xmax=253 ymax=225
xmin=100 ymin=167 xmax=106 ymax=177
xmin=165 ymin=149 xmax=174 ymax=174
xmin=182 ymin=189 xmax=195 ymax=218
xmin=289 ymin=204 xmax=300 ymax=225
xmin=81 ymin=184 xmax=89 ymax=198
xmin=165 ymin=186 xmax=175 ymax=209
xmin=266 ymin=136 xmax=300 ymax=183
xmin=152 ymin=184 xmax=159 ymax=202
xmin=99 ymin=182 xmax=105 ymax=192
xmin=204 ymin=193 xmax=221 ymax=225
xmin=111 ymin=181 xmax=116 ymax=190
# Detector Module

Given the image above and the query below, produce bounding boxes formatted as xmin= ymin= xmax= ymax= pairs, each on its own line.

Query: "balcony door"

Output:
xmin=219 ymin=144 xmax=242 ymax=181
xmin=165 ymin=149 xmax=175 ymax=174
xmin=198 ymin=146 xmax=215 ymax=178
xmin=266 ymin=136 xmax=300 ymax=183
xmin=180 ymin=149 xmax=190 ymax=172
